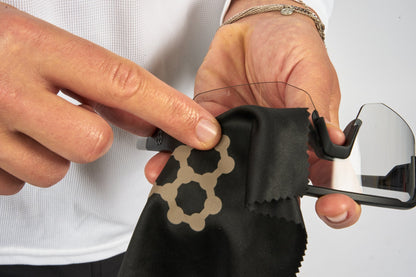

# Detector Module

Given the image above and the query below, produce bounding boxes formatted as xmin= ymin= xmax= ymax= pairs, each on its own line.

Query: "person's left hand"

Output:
xmin=145 ymin=1 xmax=361 ymax=229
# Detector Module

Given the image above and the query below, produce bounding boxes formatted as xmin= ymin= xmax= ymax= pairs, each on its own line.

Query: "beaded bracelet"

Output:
xmin=222 ymin=3 xmax=325 ymax=41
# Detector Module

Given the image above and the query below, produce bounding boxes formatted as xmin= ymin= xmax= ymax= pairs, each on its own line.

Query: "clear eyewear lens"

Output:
xmin=355 ymin=103 xmax=415 ymax=201
xmin=140 ymin=82 xmax=416 ymax=207
xmin=316 ymin=103 xmax=416 ymax=203
xmin=194 ymin=81 xmax=316 ymax=112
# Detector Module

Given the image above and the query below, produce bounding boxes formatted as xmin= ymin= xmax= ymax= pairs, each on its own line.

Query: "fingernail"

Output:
xmin=196 ymin=118 xmax=219 ymax=145
xmin=326 ymin=211 xmax=348 ymax=223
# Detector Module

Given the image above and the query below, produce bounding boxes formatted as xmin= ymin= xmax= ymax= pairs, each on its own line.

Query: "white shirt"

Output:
xmin=0 ymin=0 xmax=332 ymax=265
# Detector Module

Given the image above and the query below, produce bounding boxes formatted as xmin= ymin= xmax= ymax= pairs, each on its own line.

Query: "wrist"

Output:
xmin=226 ymin=0 xmax=304 ymax=21
xmin=224 ymin=1 xmax=324 ymax=41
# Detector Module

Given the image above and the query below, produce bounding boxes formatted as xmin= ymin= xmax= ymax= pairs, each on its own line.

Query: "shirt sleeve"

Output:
xmin=303 ymin=0 xmax=333 ymax=26
xmin=220 ymin=0 xmax=232 ymax=25
xmin=220 ymin=0 xmax=333 ymax=26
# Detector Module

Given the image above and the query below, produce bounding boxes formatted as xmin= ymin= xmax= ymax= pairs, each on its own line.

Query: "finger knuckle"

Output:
xmin=0 ymin=11 xmax=44 ymax=112
xmin=170 ymin=98 xmax=200 ymax=127
xmin=27 ymin=158 xmax=70 ymax=188
xmin=0 ymin=80 xmax=21 ymax=118
xmin=79 ymin=122 xmax=113 ymax=163
xmin=102 ymin=60 xmax=142 ymax=102
xmin=0 ymin=8 xmax=20 ymax=39
xmin=157 ymin=96 xmax=202 ymax=142
xmin=0 ymin=9 xmax=44 ymax=52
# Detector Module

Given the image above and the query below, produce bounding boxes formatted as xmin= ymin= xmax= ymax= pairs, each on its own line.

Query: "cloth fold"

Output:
xmin=118 ymin=106 xmax=310 ymax=277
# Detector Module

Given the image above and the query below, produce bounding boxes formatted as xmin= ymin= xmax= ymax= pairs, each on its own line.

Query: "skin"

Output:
xmin=146 ymin=0 xmax=361 ymax=229
xmin=0 ymin=3 xmax=221 ymax=195
xmin=0 ymin=1 xmax=360 ymax=229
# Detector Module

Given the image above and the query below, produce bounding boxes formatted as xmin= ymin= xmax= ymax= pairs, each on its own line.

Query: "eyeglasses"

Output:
xmin=137 ymin=82 xmax=416 ymax=209
xmin=307 ymin=102 xmax=416 ymax=209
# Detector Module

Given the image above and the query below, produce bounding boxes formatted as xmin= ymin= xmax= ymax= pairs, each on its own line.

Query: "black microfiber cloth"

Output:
xmin=118 ymin=105 xmax=310 ymax=277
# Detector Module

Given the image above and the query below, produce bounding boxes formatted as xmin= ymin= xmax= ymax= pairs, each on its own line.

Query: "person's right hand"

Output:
xmin=0 ymin=4 xmax=221 ymax=195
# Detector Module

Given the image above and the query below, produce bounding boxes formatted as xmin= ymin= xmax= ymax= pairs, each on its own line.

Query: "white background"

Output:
xmin=299 ymin=1 xmax=416 ymax=276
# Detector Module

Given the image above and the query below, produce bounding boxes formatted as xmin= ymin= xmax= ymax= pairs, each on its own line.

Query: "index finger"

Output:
xmin=30 ymin=14 xmax=221 ymax=150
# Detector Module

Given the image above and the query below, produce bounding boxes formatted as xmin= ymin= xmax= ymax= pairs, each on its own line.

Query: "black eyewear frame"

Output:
xmin=137 ymin=82 xmax=416 ymax=209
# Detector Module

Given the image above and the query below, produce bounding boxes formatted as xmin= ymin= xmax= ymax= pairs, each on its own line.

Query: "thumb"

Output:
xmin=326 ymin=121 xmax=346 ymax=146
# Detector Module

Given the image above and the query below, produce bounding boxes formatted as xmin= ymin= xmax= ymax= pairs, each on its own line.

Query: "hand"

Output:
xmin=196 ymin=2 xmax=360 ymax=229
xmin=146 ymin=1 xmax=360 ymax=228
xmin=0 ymin=4 xmax=221 ymax=195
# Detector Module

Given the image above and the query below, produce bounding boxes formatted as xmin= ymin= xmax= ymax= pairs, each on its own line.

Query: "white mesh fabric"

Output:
xmin=0 ymin=0 xmax=226 ymax=265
